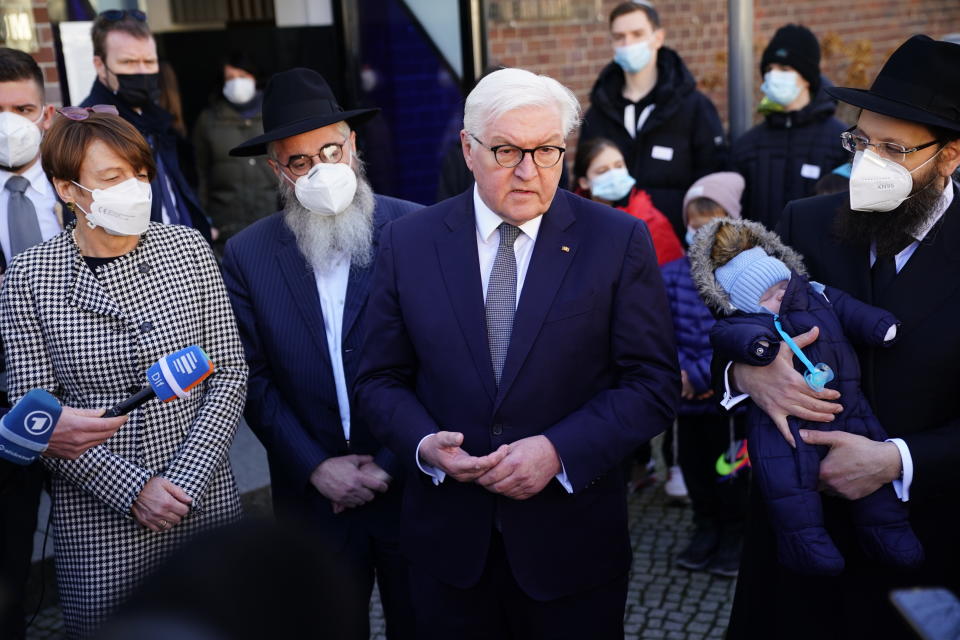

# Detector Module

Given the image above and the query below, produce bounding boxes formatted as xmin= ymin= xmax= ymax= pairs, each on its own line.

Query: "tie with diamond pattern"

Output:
xmin=5 ymin=175 xmax=42 ymax=258
xmin=486 ymin=223 xmax=521 ymax=386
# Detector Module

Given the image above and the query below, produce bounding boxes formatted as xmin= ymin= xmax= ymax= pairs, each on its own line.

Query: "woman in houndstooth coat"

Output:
xmin=0 ymin=111 xmax=247 ymax=638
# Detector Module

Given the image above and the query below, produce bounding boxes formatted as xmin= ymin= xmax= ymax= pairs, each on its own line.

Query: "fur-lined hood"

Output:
xmin=689 ymin=218 xmax=808 ymax=315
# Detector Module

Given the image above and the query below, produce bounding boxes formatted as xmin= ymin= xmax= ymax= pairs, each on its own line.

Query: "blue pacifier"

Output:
xmin=803 ymin=362 xmax=835 ymax=393
xmin=773 ymin=316 xmax=835 ymax=392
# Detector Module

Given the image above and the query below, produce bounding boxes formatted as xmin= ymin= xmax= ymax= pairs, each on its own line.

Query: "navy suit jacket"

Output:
xmin=354 ymin=188 xmax=680 ymax=600
xmin=221 ymin=195 xmax=421 ymax=541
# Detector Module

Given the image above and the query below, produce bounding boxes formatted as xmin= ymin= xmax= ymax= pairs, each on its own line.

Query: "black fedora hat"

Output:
xmin=230 ymin=68 xmax=379 ymax=157
xmin=827 ymin=35 xmax=960 ymax=133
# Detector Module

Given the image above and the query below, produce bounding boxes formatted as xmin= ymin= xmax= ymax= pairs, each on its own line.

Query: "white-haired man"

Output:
xmin=355 ymin=68 xmax=680 ymax=638
xmin=221 ymin=68 xmax=420 ymax=640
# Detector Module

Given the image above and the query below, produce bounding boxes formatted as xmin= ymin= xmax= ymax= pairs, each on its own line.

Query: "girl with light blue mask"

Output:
xmin=573 ymin=137 xmax=683 ymax=266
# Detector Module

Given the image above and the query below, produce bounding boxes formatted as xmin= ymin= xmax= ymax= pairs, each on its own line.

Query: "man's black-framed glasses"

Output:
xmin=279 ymin=138 xmax=349 ymax=176
xmin=100 ymin=9 xmax=147 ymax=22
xmin=469 ymin=133 xmax=565 ymax=169
xmin=840 ymin=127 xmax=940 ymax=164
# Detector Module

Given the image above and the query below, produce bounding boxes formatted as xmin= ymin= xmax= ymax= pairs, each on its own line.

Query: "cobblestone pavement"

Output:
xmin=26 ymin=482 xmax=735 ymax=639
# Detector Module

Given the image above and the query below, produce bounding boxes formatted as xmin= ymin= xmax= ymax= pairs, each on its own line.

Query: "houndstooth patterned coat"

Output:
xmin=0 ymin=222 xmax=247 ymax=638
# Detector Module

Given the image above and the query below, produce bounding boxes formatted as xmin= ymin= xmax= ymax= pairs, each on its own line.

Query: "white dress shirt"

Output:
xmin=0 ymin=161 xmax=61 ymax=263
xmin=416 ymin=185 xmax=572 ymax=492
xmin=313 ymin=252 xmax=352 ymax=441
xmin=720 ymin=182 xmax=956 ymax=501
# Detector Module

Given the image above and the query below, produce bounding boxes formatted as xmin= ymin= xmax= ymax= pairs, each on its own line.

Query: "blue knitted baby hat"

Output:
xmin=715 ymin=246 xmax=791 ymax=313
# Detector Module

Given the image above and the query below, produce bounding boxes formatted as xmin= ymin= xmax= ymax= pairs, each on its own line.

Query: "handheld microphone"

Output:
xmin=0 ymin=389 xmax=63 ymax=465
xmin=104 ymin=346 xmax=214 ymax=418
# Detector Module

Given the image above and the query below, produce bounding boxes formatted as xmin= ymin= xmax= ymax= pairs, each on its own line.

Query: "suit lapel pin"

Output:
xmin=561 ymin=245 xmax=570 ymax=252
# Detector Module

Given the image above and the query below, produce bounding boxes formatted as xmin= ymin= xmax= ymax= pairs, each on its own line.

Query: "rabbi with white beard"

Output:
xmin=221 ymin=68 xmax=421 ymax=640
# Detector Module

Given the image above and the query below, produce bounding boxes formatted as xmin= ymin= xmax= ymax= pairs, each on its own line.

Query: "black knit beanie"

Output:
xmin=761 ymin=24 xmax=820 ymax=91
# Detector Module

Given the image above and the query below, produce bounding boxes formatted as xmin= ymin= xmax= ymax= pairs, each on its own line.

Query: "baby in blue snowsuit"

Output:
xmin=690 ymin=218 xmax=924 ymax=576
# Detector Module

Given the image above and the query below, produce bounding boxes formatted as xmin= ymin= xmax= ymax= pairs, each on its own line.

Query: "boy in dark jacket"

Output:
xmin=689 ymin=218 xmax=923 ymax=576
xmin=732 ymin=24 xmax=848 ymax=228
xmin=580 ymin=1 xmax=728 ymax=238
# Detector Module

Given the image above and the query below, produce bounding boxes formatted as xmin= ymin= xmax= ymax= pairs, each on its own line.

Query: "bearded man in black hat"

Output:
xmin=721 ymin=35 xmax=960 ymax=639
xmin=221 ymin=68 xmax=420 ymax=640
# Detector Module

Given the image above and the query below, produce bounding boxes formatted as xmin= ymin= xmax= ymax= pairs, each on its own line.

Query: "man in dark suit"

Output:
xmin=723 ymin=36 xmax=960 ymax=639
xmin=220 ymin=68 xmax=419 ymax=640
xmin=354 ymin=67 xmax=679 ymax=639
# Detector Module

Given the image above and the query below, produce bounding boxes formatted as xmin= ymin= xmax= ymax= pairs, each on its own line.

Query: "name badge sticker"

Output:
xmin=651 ymin=145 xmax=674 ymax=161
xmin=801 ymin=163 xmax=821 ymax=180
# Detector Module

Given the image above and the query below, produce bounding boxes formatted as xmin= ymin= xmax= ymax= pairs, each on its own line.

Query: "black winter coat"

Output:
xmin=732 ymin=80 xmax=848 ymax=229
xmin=581 ymin=48 xmax=729 ymax=237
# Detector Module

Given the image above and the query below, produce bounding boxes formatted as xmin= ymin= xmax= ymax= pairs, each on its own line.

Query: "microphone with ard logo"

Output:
xmin=103 ymin=346 xmax=214 ymax=418
xmin=0 ymin=389 xmax=63 ymax=465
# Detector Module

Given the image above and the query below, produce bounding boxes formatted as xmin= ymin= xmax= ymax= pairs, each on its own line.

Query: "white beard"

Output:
xmin=280 ymin=166 xmax=376 ymax=274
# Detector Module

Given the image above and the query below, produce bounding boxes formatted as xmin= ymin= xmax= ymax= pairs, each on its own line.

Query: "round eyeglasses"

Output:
xmin=469 ymin=133 xmax=565 ymax=169
xmin=840 ymin=128 xmax=940 ymax=164
xmin=278 ymin=138 xmax=349 ymax=176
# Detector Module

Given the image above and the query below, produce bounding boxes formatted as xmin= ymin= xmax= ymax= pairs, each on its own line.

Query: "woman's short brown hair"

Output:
xmin=40 ymin=112 xmax=156 ymax=185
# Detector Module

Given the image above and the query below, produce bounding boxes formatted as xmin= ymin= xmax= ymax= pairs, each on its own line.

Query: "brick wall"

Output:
xmin=486 ymin=0 xmax=960 ymax=138
xmin=31 ymin=0 xmax=61 ymax=104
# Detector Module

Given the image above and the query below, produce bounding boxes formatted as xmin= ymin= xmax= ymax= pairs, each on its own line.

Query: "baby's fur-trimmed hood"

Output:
xmin=689 ymin=218 xmax=808 ymax=315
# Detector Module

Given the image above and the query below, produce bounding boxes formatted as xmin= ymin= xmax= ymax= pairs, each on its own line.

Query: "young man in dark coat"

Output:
xmin=79 ymin=11 xmax=210 ymax=240
xmin=732 ymin=24 xmax=848 ymax=229
xmin=722 ymin=36 xmax=960 ymax=639
xmin=580 ymin=1 xmax=728 ymax=238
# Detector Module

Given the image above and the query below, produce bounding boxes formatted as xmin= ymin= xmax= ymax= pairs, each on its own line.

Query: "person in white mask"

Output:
xmin=0 ymin=109 xmax=247 ymax=638
xmin=580 ymin=1 xmax=728 ymax=239
xmin=221 ymin=68 xmax=421 ymax=640
xmin=732 ymin=24 xmax=848 ymax=228
xmin=0 ymin=47 xmax=65 ymax=640
xmin=0 ymin=48 xmax=62 ymax=269
xmin=193 ymin=52 xmax=276 ymax=253
xmin=719 ymin=35 xmax=960 ymax=640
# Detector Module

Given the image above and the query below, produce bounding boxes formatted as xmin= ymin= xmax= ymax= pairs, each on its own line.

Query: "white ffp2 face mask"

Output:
xmin=223 ymin=77 xmax=256 ymax=105
xmin=284 ymin=161 xmax=358 ymax=216
xmin=848 ymin=148 xmax=941 ymax=212
xmin=72 ymin=177 xmax=153 ymax=236
xmin=0 ymin=111 xmax=42 ymax=169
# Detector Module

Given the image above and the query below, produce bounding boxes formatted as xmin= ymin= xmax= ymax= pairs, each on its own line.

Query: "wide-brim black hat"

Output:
xmin=230 ymin=67 xmax=379 ymax=157
xmin=827 ymin=35 xmax=960 ymax=133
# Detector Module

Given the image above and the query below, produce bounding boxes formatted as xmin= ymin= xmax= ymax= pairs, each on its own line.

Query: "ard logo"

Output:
xmin=776 ymin=48 xmax=788 ymax=58
xmin=23 ymin=411 xmax=54 ymax=436
xmin=173 ymin=351 xmax=200 ymax=375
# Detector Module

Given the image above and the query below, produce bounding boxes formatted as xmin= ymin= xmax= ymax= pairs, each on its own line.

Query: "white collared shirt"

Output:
xmin=313 ymin=252 xmax=351 ymax=441
xmin=416 ymin=185 xmax=572 ymax=493
xmin=0 ymin=160 xmax=61 ymax=263
xmin=474 ymin=183 xmax=542 ymax=302
xmin=720 ymin=181 xmax=958 ymax=502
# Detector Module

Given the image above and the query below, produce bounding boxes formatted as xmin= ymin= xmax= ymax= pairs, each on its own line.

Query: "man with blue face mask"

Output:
xmin=722 ymin=35 xmax=960 ymax=639
xmin=732 ymin=24 xmax=848 ymax=229
xmin=580 ymin=1 xmax=728 ymax=240
xmin=221 ymin=68 xmax=420 ymax=640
